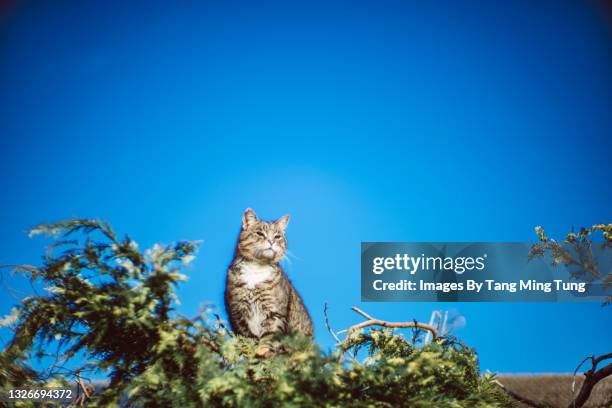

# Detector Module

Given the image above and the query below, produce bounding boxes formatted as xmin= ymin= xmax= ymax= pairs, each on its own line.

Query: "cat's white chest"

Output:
xmin=239 ymin=262 xmax=275 ymax=289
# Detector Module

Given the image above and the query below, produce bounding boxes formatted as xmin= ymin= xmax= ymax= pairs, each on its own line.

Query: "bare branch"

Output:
xmin=346 ymin=307 xmax=438 ymax=338
xmin=324 ymin=303 xmax=341 ymax=344
xmin=572 ymin=355 xmax=594 ymax=394
xmin=569 ymin=353 xmax=612 ymax=408
xmin=76 ymin=370 xmax=91 ymax=399
xmin=350 ymin=306 xmax=375 ymax=321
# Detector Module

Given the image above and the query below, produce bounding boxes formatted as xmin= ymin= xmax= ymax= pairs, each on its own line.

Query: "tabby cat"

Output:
xmin=224 ymin=208 xmax=313 ymax=356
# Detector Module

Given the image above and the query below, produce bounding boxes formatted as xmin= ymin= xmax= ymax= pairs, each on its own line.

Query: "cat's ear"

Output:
xmin=242 ymin=208 xmax=258 ymax=229
xmin=275 ymin=214 xmax=290 ymax=232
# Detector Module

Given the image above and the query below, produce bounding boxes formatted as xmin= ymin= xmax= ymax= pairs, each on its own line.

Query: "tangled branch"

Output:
xmin=346 ymin=306 xmax=438 ymax=338
xmin=569 ymin=352 xmax=612 ymax=408
xmin=334 ymin=306 xmax=439 ymax=362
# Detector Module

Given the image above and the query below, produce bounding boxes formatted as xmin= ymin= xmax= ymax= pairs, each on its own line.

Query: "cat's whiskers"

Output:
xmin=284 ymin=249 xmax=301 ymax=261
xmin=281 ymin=249 xmax=299 ymax=269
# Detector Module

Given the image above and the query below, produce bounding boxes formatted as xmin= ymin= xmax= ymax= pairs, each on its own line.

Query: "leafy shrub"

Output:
xmin=0 ymin=219 xmax=513 ymax=407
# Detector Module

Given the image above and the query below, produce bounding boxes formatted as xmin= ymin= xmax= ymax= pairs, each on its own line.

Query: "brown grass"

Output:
xmin=498 ymin=374 xmax=612 ymax=408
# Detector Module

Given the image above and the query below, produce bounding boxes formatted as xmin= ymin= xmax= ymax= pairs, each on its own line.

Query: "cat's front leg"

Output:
xmin=255 ymin=310 xmax=286 ymax=358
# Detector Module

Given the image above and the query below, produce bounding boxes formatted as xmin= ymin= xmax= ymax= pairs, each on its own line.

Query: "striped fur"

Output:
xmin=224 ymin=208 xmax=314 ymax=343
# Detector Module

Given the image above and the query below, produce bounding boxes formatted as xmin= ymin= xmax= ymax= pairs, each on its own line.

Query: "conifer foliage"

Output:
xmin=0 ymin=219 xmax=512 ymax=407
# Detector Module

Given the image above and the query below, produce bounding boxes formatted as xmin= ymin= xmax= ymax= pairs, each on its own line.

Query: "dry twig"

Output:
xmin=323 ymin=303 xmax=342 ymax=344
xmin=73 ymin=370 xmax=93 ymax=407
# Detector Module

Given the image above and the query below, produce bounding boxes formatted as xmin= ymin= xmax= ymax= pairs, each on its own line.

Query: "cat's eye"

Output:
xmin=274 ymin=234 xmax=281 ymax=239
xmin=256 ymin=232 xmax=266 ymax=238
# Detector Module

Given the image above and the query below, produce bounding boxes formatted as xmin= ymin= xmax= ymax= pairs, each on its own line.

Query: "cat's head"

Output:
xmin=237 ymin=208 xmax=289 ymax=263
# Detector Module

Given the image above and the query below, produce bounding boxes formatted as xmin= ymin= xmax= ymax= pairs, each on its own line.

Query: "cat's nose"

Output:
xmin=267 ymin=240 xmax=274 ymax=246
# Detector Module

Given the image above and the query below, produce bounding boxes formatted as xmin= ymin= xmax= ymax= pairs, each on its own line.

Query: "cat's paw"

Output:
xmin=255 ymin=346 xmax=274 ymax=358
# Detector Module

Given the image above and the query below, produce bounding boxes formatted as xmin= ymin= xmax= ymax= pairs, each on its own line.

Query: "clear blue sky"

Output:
xmin=0 ymin=0 xmax=610 ymax=373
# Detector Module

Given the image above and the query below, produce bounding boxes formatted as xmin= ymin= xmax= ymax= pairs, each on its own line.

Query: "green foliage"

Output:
xmin=530 ymin=224 xmax=612 ymax=305
xmin=1 ymin=219 xmax=513 ymax=407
